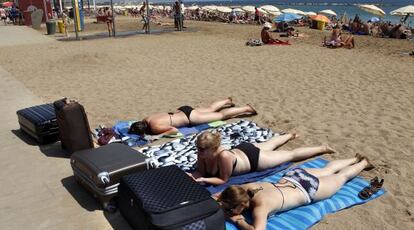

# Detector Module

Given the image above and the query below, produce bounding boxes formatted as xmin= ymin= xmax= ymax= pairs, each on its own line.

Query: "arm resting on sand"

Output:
xmin=196 ymin=176 xmax=227 ymax=185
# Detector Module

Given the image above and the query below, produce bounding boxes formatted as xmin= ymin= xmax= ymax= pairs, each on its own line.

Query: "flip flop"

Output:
xmin=358 ymin=176 xmax=384 ymax=200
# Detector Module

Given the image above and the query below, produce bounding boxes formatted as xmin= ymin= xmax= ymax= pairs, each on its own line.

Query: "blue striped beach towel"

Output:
xmin=225 ymin=158 xmax=386 ymax=230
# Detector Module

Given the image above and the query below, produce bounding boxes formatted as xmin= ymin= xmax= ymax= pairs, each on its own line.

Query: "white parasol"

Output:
xmin=216 ymin=6 xmax=232 ymax=13
xmin=359 ymin=4 xmax=386 ymax=17
xmin=390 ymin=5 xmax=414 ymax=16
xmin=319 ymin=9 xmax=337 ymax=16
xmin=241 ymin=5 xmax=256 ymax=13
xmin=260 ymin=5 xmax=280 ymax=13
xmin=282 ymin=8 xmax=306 ymax=16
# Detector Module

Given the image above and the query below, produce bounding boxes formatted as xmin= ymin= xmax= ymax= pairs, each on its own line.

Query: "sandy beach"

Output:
xmin=0 ymin=17 xmax=413 ymax=229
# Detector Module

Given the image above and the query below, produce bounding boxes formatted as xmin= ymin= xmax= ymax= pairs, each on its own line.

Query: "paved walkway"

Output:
xmin=0 ymin=26 xmax=130 ymax=230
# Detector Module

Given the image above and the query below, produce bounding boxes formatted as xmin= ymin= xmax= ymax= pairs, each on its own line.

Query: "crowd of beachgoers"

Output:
xmin=87 ymin=3 xmax=414 ymax=41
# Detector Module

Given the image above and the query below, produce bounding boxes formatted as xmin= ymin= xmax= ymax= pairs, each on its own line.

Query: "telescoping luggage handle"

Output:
xmin=96 ymin=158 xmax=154 ymax=186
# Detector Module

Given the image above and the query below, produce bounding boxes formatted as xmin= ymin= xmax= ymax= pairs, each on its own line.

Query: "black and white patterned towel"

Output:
xmin=139 ymin=120 xmax=280 ymax=171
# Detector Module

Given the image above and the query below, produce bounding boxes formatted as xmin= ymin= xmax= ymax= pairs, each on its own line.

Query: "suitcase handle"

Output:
xmin=98 ymin=172 xmax=110 ymax=185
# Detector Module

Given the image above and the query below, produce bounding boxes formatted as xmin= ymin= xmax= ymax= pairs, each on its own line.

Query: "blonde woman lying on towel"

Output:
xmin=188 ymin=131 xmax=335 ymax=185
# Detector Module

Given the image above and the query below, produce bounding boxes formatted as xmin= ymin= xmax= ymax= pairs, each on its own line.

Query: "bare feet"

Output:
xmin=246 ymin=104 xmax=258 ymax=115
xmin=286 ymin=132 xmax=299 ymax=141
xmin=227 ymin=97 xmax=235 ymax=107
xmin=361 ymin=156 xmax=375 ymax=171
xmin=355 ymin=153 xmax=364 ymax=162
xmin=323 ymin=144 xmax=336 ymax=154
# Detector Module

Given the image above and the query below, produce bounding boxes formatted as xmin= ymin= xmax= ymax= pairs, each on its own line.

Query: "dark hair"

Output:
xmin=128 ymin=121 xmax=149 ymax=136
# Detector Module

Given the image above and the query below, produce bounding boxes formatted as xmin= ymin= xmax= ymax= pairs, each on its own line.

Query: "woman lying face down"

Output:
xmin=187 ymin=131 xmax=335 ymax=185
xmin=128 ymin=98 xmax=256 ymax=137
xmin=215 ymin=155 xmax=374 ymax=230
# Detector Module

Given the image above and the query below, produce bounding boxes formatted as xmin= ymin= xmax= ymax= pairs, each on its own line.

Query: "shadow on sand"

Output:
xmin=11 ymin=129 xmax=69 ymax=158
xmin=57 ymin=27 xmax=197 ymax=42
xmin=61 ymin=176 xmax=132 ymax=229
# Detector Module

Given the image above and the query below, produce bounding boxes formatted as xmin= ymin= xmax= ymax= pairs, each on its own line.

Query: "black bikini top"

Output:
xmin=205 ymin=150 xmax=237 ymax=177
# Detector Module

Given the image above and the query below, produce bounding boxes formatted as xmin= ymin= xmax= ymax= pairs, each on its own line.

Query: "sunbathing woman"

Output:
xmin=189 ymin=131 xmax=335 ymax=185
xmin=128 ymin=98 xmax=257 ymax=136
xmin=217 ymin=155 xmax=375 ymax=230
xmin=261 ymin=23 xmax=289 ymax=45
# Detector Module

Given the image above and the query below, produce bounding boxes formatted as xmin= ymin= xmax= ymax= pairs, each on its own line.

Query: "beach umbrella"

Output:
xmin=305 ymin=11 xmax=317 ymax=16
xmin=310 ymin=14 xmax=331 ymax=23
xmin=257 ymin=8 xmax=267 ymax=14
xmin=273 ymin=13 xmax=302 ymax=23
xmin=267 ymin=11 xmax=282 ymax=16
xmin=186 ymin=6 xmax=199 ymax=11
xmin=390 ymin=5 xmax=414 ymax=16
xmin=359 ymin=4 xmax=386 ymax=17
xmin=241 ymin=6 xmax=255 ymax=13
xmin=2 ymin=2 xmax=13 ymax=7
xmin=319 ymin=9 xmax=337 ymax=17
xmin=216 ymin=6 xmax=232 ymax=13
xmin=370 ymin=17 xmax=380 ymax=23
xmin=260 ymin=5 xmax=280 ymax=13
xmin=233 ymin=8 xmax=244 ymax=13
xmin=281 ymin=8 xmax=305 ymax=16
xmin=202 ymin=5 xmax=218 ymax=11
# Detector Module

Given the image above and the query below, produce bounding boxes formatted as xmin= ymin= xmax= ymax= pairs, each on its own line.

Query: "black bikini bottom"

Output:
xmin=177 ymin=105 xmax=194 ymax=122
xmin=234 ymin=142 xmax=260 ymax=172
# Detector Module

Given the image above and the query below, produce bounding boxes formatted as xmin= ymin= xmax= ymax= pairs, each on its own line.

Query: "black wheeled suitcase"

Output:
xmin=118 ymin=165 xmax=225 ymax=230
xmin=54 ymin=98 xmax=94 ymax=154
xmin=71 ymin=143 xmax=151 ymax=209
xmin=16 ymin=104 xmax=59 ymax=144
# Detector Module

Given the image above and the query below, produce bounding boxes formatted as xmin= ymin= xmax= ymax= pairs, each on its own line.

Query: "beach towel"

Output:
xmin=139 ymin=120 xmax=279 ymax=171
xmin=205 ymin=162 xmax=291 ymax=194
xmin=225 ymin=158 xmax=386 ymax=230
xmin=93 ymin=120 xmax=226 ymax=147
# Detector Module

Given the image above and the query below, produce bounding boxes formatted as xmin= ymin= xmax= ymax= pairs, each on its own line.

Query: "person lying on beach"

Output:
xmin=188 ymin=131 xmax=335 ymax=185
xmin=215 ymin=155 xmax=374 ymax=230
xmin=128 ymin=98 xmax=257 ymax=136
xmin=261 ymin=23 xmax=290 ymax=45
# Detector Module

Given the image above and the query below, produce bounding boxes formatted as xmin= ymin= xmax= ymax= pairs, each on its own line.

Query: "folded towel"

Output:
xmin=225 ymin=158 xmax=386 ymax=230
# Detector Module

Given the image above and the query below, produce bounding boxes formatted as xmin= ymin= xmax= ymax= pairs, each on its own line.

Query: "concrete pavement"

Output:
xmin=0 ymin=26 xmax=130 ymax=230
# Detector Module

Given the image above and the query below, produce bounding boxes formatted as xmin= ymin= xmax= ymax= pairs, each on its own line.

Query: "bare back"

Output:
xmin=240 ymin=181 xmax=308 ymax=216
xmin=144 ymin=111 xmax=189 ymax=134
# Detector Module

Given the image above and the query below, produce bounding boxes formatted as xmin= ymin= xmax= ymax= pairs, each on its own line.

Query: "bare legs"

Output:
xmin=194 ymin=98 xmax=234 ymax=113
xmin=306 ymin=157 xmax=371 ymax=201
xmin=190 ymin=102 xmax=256 ymax=124
xmin=257 ymin=143 xmax=335 ymax=171
xmin=254 ymin=133 xmax=297 ymax=151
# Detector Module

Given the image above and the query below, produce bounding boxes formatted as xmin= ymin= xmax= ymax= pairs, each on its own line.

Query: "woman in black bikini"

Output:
xmin=216 ymin=155 xmax=374 ymax=230
xmin=189 ymin=132 xmax=335 ymax=185
xmin=128 ymin=98 xmax=257 ymax=136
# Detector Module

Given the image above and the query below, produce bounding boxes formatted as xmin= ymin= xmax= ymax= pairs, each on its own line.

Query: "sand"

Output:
xmin=0 ymin=18 xmax=413 ymax=229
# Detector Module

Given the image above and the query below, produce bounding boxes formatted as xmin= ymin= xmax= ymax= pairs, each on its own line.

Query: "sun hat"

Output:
xmin=264 ymin=22 xmax=272 ymax=29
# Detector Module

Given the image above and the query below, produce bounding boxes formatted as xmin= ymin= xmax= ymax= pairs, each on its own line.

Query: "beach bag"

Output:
xmin=246 ymin=39 xmax=263 ymax=46
xmin=53 ymin=98 xmax=94 ymax=154
xmin=118 ymin=165 xmax=225 ymax=230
